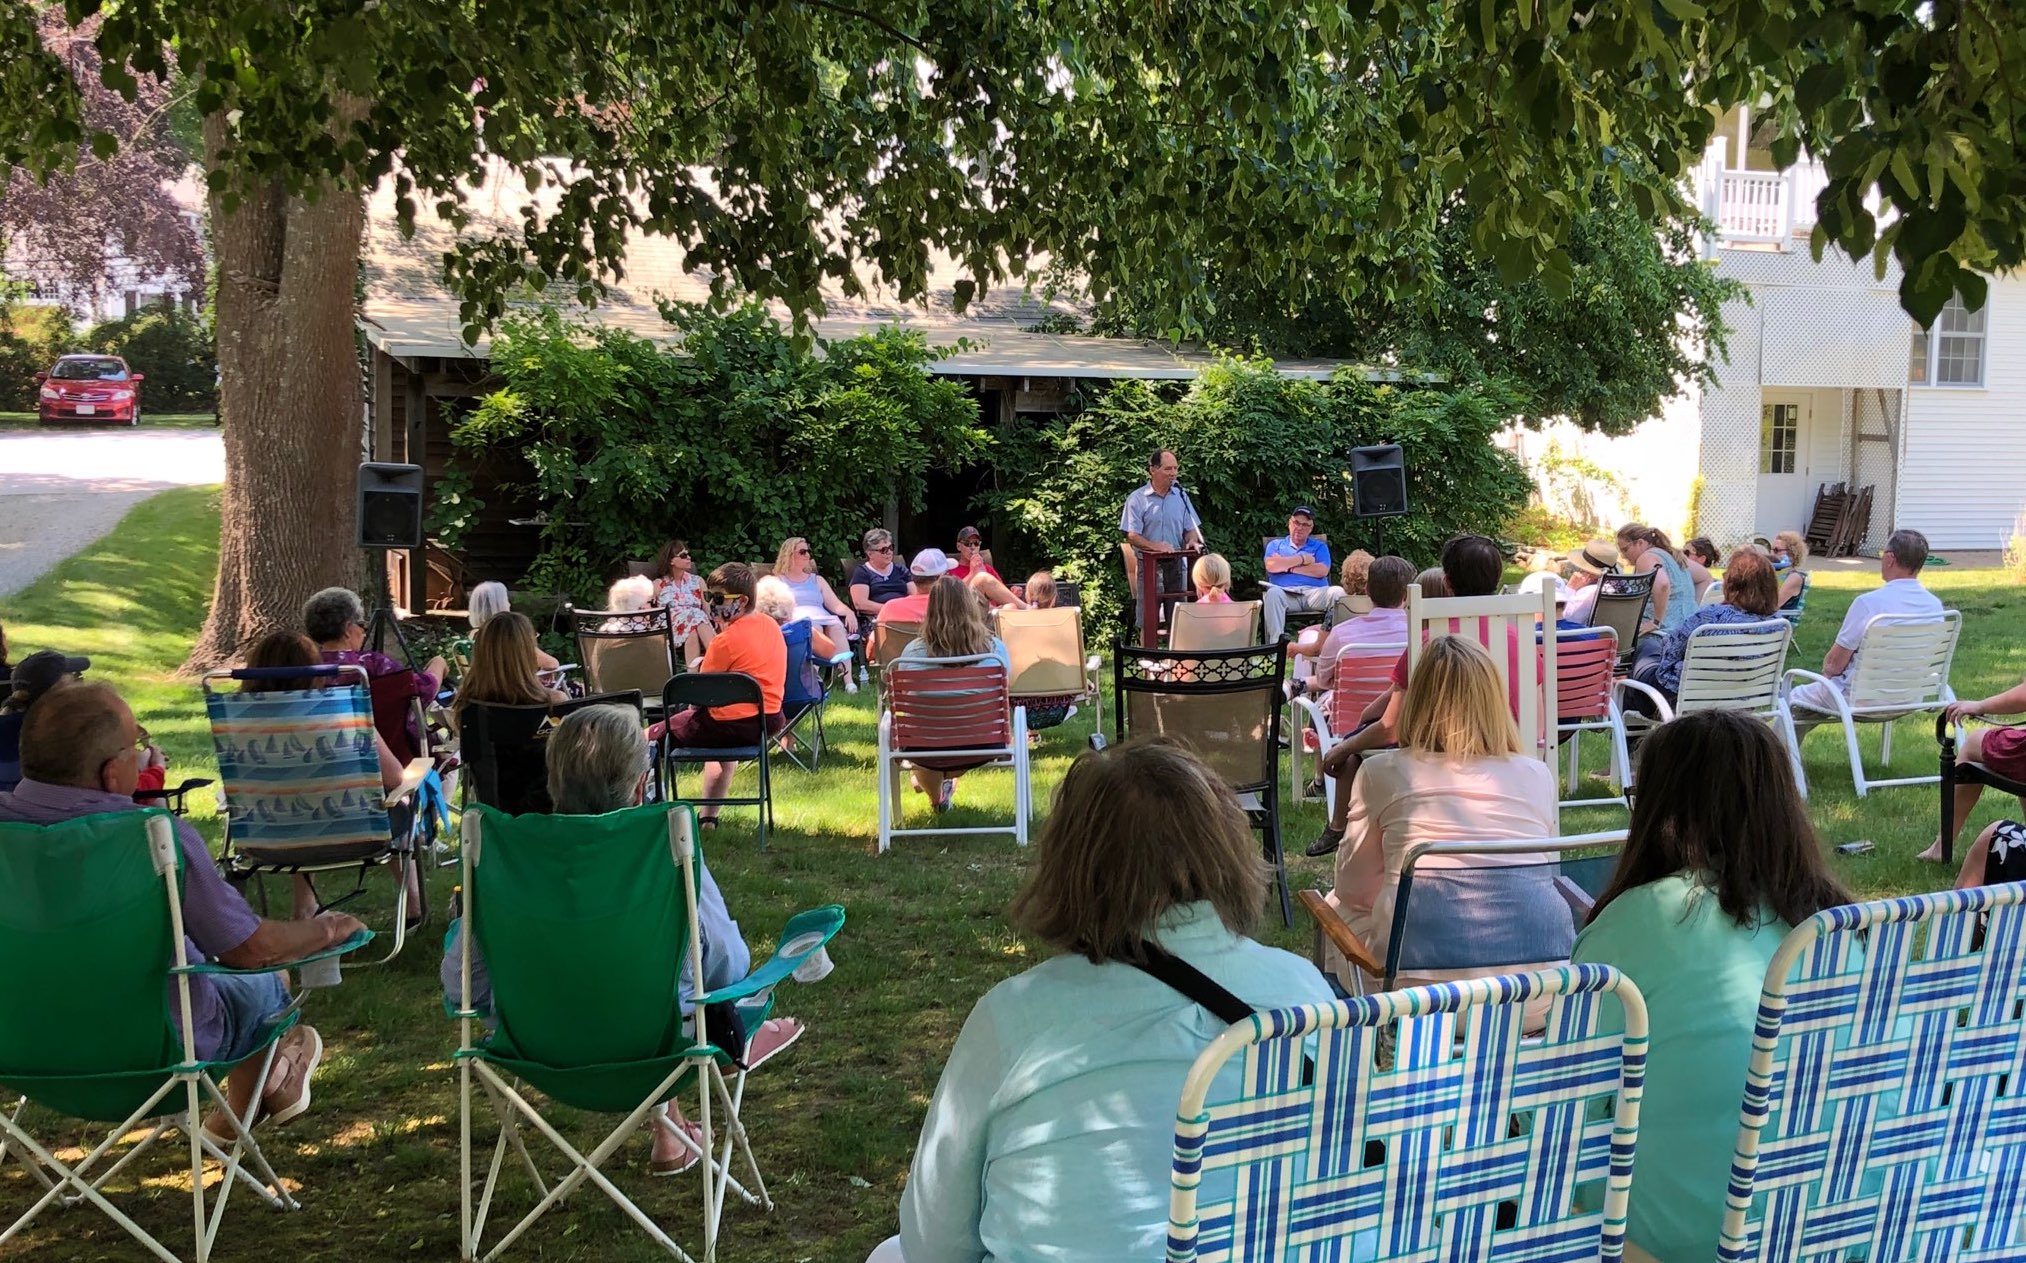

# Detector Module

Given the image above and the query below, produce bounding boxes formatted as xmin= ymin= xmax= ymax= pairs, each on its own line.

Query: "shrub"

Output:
xmin=990 ymin=361 xmax=1534 ymax=634
xmin=81 ymin=305 xmax=217 ymax=412
xmin=436 ymin=304 xmax=988 ymax=604
xmin=0 ymin=302 xmax=77 ymax=410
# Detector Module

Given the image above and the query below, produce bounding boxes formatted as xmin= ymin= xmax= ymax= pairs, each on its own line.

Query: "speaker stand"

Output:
xmin=365 ymin=600 xmax=416 ymax=671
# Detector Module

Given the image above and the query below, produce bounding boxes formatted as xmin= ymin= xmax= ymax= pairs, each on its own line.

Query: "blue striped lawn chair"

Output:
xmin=1719 ymin=882 xmax=2026 ymax=1263
xmin=1168 ymin=966 xmax=1649 ymax=1262
xmin=204 ymin=664 xmax=432 ymax=962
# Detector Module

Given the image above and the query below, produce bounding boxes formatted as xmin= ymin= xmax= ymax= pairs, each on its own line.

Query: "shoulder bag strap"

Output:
xmin=1129 ymin=941 xmax=1257 ymax=1027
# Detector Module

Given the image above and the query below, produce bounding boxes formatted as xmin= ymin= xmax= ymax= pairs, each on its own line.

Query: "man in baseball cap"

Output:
xmin=0 ymin=650 xmax=90 ymax=795
xmin=877 ymin=548 xmax=955 ymax=626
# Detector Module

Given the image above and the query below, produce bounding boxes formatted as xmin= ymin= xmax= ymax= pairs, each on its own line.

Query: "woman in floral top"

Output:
xmin=650 ymin=539 xmax=714 ymax=660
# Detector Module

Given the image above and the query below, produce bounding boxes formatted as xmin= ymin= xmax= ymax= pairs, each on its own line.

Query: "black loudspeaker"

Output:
xmin=1350 ymin=444 xmax=1409 ymax=518
xmin=357 ymin=462 xmax=424 ymax=549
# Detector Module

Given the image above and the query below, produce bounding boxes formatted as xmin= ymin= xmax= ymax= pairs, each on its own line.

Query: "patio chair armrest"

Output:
xmin=1782 ymin=667 xmax=1836 ymax=693
xmin=699 ymin=904 xmax=847 ymax=1005
xmin=1614 ymin=678 xmax=1674 ymax=724
xmin=1290 ymin=694 xmax=1334 ymax=745
xmin=1555 ymin=875 xmax=1597 ymax=919
xmin=385 ymin=757 xmax=433 ymax=807
xmin=1084 ymin=653 xmax=1102 ymax=675
xmin=176 ymin=928 xmax=377 ymax=976
xmin=1294 ymin=889 xmax=1382 ymax=977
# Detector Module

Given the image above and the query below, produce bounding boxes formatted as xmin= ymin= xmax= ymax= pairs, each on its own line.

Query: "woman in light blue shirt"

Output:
xmin=869 ymin=738 xmax=1333 ymax=1263
xmin=1573 ymin=709 xmax=1851 ymax=1262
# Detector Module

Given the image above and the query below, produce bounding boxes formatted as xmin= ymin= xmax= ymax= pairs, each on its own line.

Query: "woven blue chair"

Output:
xmin=1167 ymin=966 xmax=1649 ymax=1262
xmin=1719 ymin=882 xmax=2026 ymax=1263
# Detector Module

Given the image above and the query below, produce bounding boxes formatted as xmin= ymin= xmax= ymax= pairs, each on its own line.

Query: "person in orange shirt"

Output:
xmin=666 ymin=562 xmax=786 ymax=827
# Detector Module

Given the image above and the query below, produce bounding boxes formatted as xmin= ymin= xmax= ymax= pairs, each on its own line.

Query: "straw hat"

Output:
xmin=1565 ymin=540 xmax=1619 ymax=577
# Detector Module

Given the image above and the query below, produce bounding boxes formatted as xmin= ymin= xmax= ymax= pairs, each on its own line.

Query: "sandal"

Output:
xmin=649 ymin=1117 xmax=707 ymax=1176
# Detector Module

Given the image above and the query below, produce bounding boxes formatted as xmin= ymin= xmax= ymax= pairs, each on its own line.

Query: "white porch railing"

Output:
xmin=1693 ymin=138 xmax=1838 ymax=252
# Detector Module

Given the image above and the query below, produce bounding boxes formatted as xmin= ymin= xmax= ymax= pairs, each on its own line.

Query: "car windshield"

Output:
xmin=50 ymin=358 xmax=127 ymax=381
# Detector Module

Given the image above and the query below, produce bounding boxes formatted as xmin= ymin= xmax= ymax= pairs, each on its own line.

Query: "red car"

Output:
xmin=35 ymin=354 xmax=144 ymax=425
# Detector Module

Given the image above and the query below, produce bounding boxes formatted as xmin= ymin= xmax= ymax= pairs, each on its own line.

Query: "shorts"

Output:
xmin=664 ymin=708 xmax=786 ymax=751
xmin=205 ymin=969 xmax=291 ymax=1065
xmin=1986 ymin=821 xmax=2026 ymax=884
xmin=1980 ymin=726 xmax=2026 ymax=781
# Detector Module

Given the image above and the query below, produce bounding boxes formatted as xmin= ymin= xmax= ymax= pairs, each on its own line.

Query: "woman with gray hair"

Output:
xmin=849 ymin=528 xmax=912 ymax=618
xmin=598 ymin=574 xmax=662 ymax=634
xmin=464 ymin=581 xmax=559 ymax=673
xmin=304 ymin=586 xmax=449 ymax=755
xmin=439 ymin=703 xmax=805 ymax=1174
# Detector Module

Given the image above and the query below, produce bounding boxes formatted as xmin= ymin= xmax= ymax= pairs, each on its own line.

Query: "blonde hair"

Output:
xmin=753 ymin=575 xmax=798 ymax=623
xmin=1395 ymin=636 xmax=1522 ymax=759
xmin=454 ymin=611 xmax=554 ymax=726
xmin=606 ymin=575 xmax=654 ymax=612
xmin=1025 ymin=570 xmax=1058 ymax=609
xmin=1191 ymin=552 xmax=1232 ymax=597
xmin=1339 ymin=549 xmax=1375 ymax=595
xmin=920 ymin=576 xmax=994 ymax=658
xmin=1009 ymin=737 xmax=1266 ymax=963
xmin=774 ymin=536 xmax=812 ymax=574
xmin=1773 ymin=530 xmax=1807 ymax=567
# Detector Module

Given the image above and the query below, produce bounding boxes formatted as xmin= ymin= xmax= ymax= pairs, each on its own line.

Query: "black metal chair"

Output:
xmin=461 ymin=690 xmax=645 ymax=816
xmin=1114 ymin=641 xmax=1292 ymax=925
xmin=1938 ymin=712 xmax=2026 ymax=865
xmin=132 ymin=778 xmax=215 ymax=816
xmin=658 ymin=673 xmax=774 ymax=848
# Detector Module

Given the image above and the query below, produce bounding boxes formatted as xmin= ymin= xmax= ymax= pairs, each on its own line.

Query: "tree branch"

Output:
xmin=797 ymin=0 xmax=931 ymax=56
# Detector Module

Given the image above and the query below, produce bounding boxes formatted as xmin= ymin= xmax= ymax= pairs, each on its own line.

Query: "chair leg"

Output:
xmin=1841 ymin=716 xmax=1869 ymax=798
xmin=1881 ymin=721 xmax=1895 ymax=765
xmin=1564 ymin=728 xmax=1581 ymax=796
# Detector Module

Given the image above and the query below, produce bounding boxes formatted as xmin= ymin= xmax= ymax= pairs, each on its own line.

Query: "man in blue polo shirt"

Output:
xmin=1261 ymin=506 xmax=1341 ymax=641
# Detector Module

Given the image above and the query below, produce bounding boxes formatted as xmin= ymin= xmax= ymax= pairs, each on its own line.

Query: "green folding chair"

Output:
xmin=0 ymin=811 xmax=370 ymax=1263
xmin=453 ymin=801 xmax=844 ymax=1261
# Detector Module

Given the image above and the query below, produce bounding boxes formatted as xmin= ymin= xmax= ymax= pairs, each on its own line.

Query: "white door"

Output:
xmin=1754 ymin=393 xmax=1813 ymax=537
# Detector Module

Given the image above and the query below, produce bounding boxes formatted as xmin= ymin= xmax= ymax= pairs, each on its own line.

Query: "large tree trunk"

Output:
xmin=185 ymin=116 xmax=366 ymax=670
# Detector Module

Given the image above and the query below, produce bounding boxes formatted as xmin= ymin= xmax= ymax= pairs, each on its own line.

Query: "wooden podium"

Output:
xmin=1131 ymin=546 xmax=1202 ymax=647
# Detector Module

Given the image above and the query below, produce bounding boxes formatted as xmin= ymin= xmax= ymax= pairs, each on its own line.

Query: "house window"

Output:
xmin=1910 ymin=295 xmax=1987 ymax=387
xmin=1760 ymin=403 xmax=1799 ymax=474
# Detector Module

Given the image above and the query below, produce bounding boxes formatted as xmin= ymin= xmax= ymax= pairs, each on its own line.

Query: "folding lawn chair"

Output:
xmin=0 ymin=811 xmax=371 ymax=1263
xmin=454 ymin=802 xmax=843 ymax=1262
xmin=1166 ymin=965 xmax=1648 ymax=1263
xmin=998 ymin=605 xmax=1103 ymax=737
xmin=876 ymin=656 xmax=1031 ymax=852
xmin=1553 ymin=628 xmax=1635 ymax=811
xmin=770 ymin=620 xmax=847 ymax=772
xmin=461 ymin=691 xmax=644 ymax=816
xmin=1589 ymin=570 xmax=1654 ymax=673
xmin=203 ymin=664 xmax=433 ymax=962
xmin=1288 ymin=641 xmax=1400 ymax=807
xmin=870 ymin=619 xmax=921 ymax=681
xmin=1717 ymin=882 xmax=2026 ymax=1262
xmin=658 ymin=674 xmax=774 ymax=847
xmin=1784 ymin=610 xmax=1960 ymax=797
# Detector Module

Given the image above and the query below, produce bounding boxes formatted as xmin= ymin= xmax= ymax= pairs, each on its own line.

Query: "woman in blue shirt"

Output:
xmin=1627 ymin=548 xmax=1783 ymax=715
xmin=1573 ymin=709 xmax=1851 ymax=1262
xmin=871 ymin=738 xmax=1333 ymax=1263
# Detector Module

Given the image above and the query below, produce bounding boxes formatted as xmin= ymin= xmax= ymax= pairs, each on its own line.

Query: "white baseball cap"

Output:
xmin=909 ymin=547 xmax=955 ymax=578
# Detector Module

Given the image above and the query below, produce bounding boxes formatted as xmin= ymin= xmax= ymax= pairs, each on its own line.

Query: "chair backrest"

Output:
xmin=1115 ymin=643 xmax=1285 ymax=796
xmin=1054 ymin=578 xmax=1082 ymax=610
xmin=1324 ymin=642 xmax=1401 ymax=733
xmin=0 ymin=812 xmax=182 ymax=1094
xmin=885 ymin=657 xmax=1012 ymax=753
xmin=461 ymin=802 xmax=703 ymax=1110
xmin=661 ymin=671 xmax=764 ymax=720
xmin=780 ymin=619 xmax=823 ymax=708
xmin=1844 ymin=610 xmax=1960 ymax=711
xmin=1169 ymin=599 xmax=1262 ymax=651
xmin=367 ymin=670 xmax=426 ymax=765
xmin=1387 ymin=832 xmax=1627 ymax=983
xmin=1554 ymin=628 xmax=1620 ymax=724
xmin=203 ymin=666 xmax=391 ymax=860
xmin=1777 ymin=569 xmax=1811 ymax=614
xmin=1700 ymin=580 xmax=1725 ymax=605
xmin=1168 ymin=966 xmax=1648 ymax=1263
xmin=1329 ymin=592 xmax=1376 ymax=624
xmin=1673 ymin=619 xmax=1791 ymax=716
xmin=999 ymin=606 xmax=1090 ymax=698
xmin=1719 ymin=882 xmax=2026 ymax=1263
xmin=573 ymin=606 xmax=677 ymax=700
xmin=1405 ymin=585 xmax=1558 ymax=776
xmin=624 ymin=559 xmax=657 ymax=578
xmin=872 ymin=619 xmax=921 ymax=671
xmin=1589 ymin=571 xmax=1654 ymax=653
xmin=460 ymin=690 xmax=645 ymax=816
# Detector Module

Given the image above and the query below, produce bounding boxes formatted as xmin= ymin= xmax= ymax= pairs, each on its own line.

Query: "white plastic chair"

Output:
xmin=1783 ymin=611 xmax=1960 ymax=796
xmin=1289 ymin=641 xmax=1401 ymax=806
xmin=1619 ymin=619 xmax=1805 ymax=793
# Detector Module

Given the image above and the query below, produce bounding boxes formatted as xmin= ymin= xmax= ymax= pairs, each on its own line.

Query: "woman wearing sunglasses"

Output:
xmin=650 ymin=539 xmax=715 ymax=660
xmin=774 ymin=535 xmax=859 ymax=655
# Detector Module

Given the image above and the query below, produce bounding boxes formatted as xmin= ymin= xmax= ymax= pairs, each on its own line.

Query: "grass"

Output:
xmin=4 ymin=491 xmax=2025 ymax=1260
xmin=0 ymin=412 xmax=217 ymax=430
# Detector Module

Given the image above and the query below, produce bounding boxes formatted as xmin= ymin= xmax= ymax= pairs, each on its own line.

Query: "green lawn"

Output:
xmin=0 ymin=412 xmax=217 ymax=430
xmin=4 ymin=489 xmax=2024 ymax=1260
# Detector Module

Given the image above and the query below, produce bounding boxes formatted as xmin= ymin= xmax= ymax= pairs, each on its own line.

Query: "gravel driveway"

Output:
xmin=0 ymin=426 xmax=225 ymax=598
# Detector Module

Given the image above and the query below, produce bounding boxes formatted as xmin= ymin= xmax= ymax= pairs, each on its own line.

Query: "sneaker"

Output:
xmin=1304 ymin=777 xmax=1326 ymax=800
xmin=1061 ymin=705 xmax=1078 ymax=724
xmin=260 ymin=1023 xmax=325 ymax=1127
xmin=1304 ymin=827 xmax=1345 ymax=858
xmin=844 ymin=674 xmax=859 ymax=695
xmin=742 ymin=1016 xmax=805 ymax=1070
xmin=932 ymin=778 xmax=956 ymax=812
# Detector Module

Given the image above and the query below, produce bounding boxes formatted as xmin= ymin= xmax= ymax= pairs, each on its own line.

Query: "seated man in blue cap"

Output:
xmin=1261 ymin=506 xmax=1343 ymax=642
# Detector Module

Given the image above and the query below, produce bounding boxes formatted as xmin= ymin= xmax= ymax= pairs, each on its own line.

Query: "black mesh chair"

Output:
xmin=1589 ymin=571 xmax=1655 ymax=673
xmin=1114 ymin=641 xmax=1292 ymax=925
xmin=1938 ymin=712 xmax=2026 ymax=864
xmin=658 ymin=673 xmax=774 ymax=848
xmin=461 ymin=690 xmax=645 ymax=817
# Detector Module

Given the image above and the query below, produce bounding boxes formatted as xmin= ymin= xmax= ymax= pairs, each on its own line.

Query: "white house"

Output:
xmin=1513 ymin=109 xmax=2020 ymax=555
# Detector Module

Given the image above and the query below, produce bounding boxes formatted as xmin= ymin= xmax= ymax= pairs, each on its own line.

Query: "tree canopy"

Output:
xmin=1 ymin=0 xmax=2012 ymax=336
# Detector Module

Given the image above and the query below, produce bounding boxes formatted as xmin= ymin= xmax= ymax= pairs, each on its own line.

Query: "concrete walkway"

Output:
xmin=0 ymin=427 xmax=225 ymax=598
